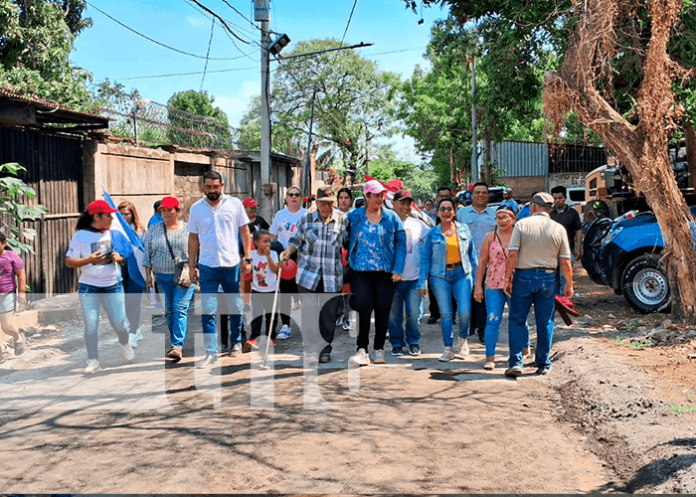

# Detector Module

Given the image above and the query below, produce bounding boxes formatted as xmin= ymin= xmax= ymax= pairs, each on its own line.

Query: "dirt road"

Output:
xmin=1 ymin=274 xmax=695 ymax=493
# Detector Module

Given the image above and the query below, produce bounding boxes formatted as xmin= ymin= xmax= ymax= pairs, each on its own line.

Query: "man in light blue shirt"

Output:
xmin=456 ymin=182 xmax=497 ymax=343
xmin=500 ymin=188 xmax=519 ymax=213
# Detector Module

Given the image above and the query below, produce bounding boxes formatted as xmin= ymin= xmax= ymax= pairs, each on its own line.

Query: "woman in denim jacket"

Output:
xmin=346 ymin=180 xmax=407 ymax=366
xmin=418 ymin=197 xmax=478 ymax=362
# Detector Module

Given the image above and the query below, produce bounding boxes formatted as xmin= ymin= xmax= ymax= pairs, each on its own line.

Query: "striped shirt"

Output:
xmin=143 ymin=222 xmax=190 ymax=275
xmin=289 ymin=210 xmax=348 ymax=292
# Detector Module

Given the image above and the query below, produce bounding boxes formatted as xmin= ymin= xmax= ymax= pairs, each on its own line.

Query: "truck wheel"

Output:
xmin=584 ymin=200 xmax=610 ymax=223
xmin=621 ymin=255 xmax=671 ymax=313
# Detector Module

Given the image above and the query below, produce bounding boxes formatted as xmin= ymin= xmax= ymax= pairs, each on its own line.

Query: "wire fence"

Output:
xmin=95 ymin=99 xmax=240 ymax=150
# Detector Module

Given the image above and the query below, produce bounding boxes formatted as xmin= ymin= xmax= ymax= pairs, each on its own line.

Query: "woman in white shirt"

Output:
xmin=66 ymin=200 xmax=134 ymax=375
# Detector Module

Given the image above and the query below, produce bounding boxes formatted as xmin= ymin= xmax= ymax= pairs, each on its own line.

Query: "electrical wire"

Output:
xmin=86 ymin=1 xmax=244 ymax=60
xmin=339 ymin=0 xmax=359 ymax=47
xmin=119 ymin=65 xmax=257 ymax=80
xmin=219 ymin=0 xmax=262 ymax=32
xmin=200 ymin=18 xmax=216 ymax=90
xmin=188 ymin=0 xmax=252 ymax=45
xmin=184 ymin=0 xmax=258 ymax=39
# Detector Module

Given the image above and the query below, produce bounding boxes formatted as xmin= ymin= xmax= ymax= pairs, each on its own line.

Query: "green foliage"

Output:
xmin=630 ymin=340 xmax=654 ymax=349
xmin=238 ymin=39 xmax=399 ymax=172
xmin=167 ymin=90 xmax=233 ymax=148
xmin=0 ymin=0 xmax=93 ymax=110
xmin=670 ymin=403 xmax=696 ymax=416
xmin=0 ymin=162 xmax=49 ymax=254
xmin=362 ymin=145 xmax=438 ymax=197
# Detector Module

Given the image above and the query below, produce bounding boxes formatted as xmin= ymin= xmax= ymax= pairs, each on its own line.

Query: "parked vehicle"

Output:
xmin=582 ymin=207 xmax=696 ymax=313
xmin=566 ymin=186 xmax=586 ymax=219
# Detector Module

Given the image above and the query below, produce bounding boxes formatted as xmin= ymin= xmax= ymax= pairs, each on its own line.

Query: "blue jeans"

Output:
xmin=557 ymin=255 xmax=575 ymax=295
xmin=78 ymin=282 xmax=129 ymax=360
xmin=508 ymin=269 xmax=557 ymax=368
xmin=484 ymin=288 xmax=508 ymax=358
xmin=199 ymin=264 xmax=242 ymax=356
xmin=429 ymin=267 xmax=472 ymax=347
xmin=388 ymin=279 xmax=422 ymax=348
xmin=156 ymin=272 xmax=195 ymax=349
xmin=124 ymin=270 xmax=143 ymax=334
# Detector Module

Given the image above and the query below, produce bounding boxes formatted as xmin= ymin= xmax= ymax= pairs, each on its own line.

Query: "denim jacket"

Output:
xmin=347 ymin=207 xmax=407 ymax=275
xmin=418 ymin=222 xmax=478 ymax=290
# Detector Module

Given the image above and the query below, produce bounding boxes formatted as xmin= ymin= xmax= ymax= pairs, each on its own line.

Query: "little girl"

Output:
xmin=0 ymin=232 xmax=27 ymax=360
xmin=245 ymin=230 xmax=281 ymax=349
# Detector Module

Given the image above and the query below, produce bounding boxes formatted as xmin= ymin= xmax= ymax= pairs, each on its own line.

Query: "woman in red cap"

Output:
xmin=66 ymin=200 xmax=134 ymax=374
xmin=142 ymin=196 xmax=195 ymax=362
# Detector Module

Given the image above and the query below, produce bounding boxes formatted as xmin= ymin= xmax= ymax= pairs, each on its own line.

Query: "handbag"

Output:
xmin=163 ymin=227 xmax=191 ymax=288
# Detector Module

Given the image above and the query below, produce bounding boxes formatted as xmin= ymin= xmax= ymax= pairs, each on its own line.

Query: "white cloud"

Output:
xmin=187 ymin=15 xmax=206 ymax=28
xmin=214 ymin=80 xmax=259 ymax=128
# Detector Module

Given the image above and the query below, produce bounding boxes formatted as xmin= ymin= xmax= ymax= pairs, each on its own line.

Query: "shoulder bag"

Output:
xmin=163 ymin=226 xmax=191 ymax=288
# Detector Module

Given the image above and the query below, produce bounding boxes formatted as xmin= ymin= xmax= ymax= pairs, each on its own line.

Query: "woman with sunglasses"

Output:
xmin=346 ymin=180 xmax=406 ymax=366
xmin=419 ymin=197 xmax=478 ymax=362
xmin=474 ymin=205 xmax=522 ymax=370
xmin=269 ymin=185 xmax=307 ymax=339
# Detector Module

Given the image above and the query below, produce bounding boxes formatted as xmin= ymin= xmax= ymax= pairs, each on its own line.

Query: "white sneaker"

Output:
xmin=128 ymin=333 xmax=139 ymax=348
xmin=84 ymin=359 xmax=101 ymax=374
xmin=121 ymin=343 xmax=135 ymax=361
xmin=276 ymin=325 xmax=293 ymax=340
xmin=453 ymin=336 xmax=469 ymax=358
xmin=374 ymin=349 xmax=386 ymax=364
xmin=349 ymin=348 xmax=370 ymax=366
xmin=135 ymin=329 xmax=143 ymax=342
xmin=439 ymin=347 xmax=454 ymax=362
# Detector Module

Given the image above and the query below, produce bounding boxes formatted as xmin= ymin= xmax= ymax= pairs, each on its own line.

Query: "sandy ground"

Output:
xmin=1 ymin=267 xmax=696 ymax=493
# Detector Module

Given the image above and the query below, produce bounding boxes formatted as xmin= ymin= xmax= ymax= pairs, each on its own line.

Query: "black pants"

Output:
xmin=250 ymin=290 xmax=280 ymax=340
xmin=350 ymin=271 xmax=397 ymax=352
xmin=470 ymin=293 xmax=487 ymax=333
xmin=298 ymin=279 xmax=341 ymax=354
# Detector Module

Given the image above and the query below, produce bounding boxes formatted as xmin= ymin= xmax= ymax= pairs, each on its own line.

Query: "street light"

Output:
xmin=269 ymin=34 xmax=290 ymax=56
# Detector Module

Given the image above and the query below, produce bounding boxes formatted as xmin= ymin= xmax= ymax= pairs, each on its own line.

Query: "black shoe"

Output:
xmin=427 ymin=316 xmax=439 ymax=325
xmin=197 ymin=354 xmax=218 ymax=368
xmin=319 ymin=352 xmax=331 ymax=363
xmin=408 ymin=344 xmax=421 ymax=356
xmin=477 ymin=329 xmax=485 ymax=344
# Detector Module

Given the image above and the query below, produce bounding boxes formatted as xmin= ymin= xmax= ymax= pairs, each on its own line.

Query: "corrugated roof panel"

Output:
xmin=483 ymin=141 xmax=548 ymax=177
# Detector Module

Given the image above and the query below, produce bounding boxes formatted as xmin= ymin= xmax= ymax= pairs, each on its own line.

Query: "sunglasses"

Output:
xmin=496 ymin=215 xmax=512 ymax=220
xmin=438 ymin=207 xmax=454 ymax=212
xmin=287 ymin=193 xmax=301 ymax=198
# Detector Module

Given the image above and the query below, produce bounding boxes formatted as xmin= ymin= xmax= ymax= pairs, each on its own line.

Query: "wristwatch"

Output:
xmin=244 ymin=257 xmax=252 ymax=263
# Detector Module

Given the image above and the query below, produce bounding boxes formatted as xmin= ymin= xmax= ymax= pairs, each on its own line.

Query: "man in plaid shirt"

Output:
xmin=281 ymin=186 xmax=349 ymax=364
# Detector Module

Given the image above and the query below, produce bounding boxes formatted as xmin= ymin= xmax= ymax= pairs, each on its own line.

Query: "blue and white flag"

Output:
xmin=102 ymin=188 xmax=147 ymax=291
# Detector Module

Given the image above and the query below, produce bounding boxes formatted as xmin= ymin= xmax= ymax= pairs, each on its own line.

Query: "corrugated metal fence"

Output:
xmin=485 ymin=141 xmax=608 ymax=177
xmin=0 ymin=128 xmax=83 ymax=295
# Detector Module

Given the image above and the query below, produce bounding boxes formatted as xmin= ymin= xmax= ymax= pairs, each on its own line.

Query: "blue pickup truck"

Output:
xmin=581 ymin=208 xmax=696 ymax=313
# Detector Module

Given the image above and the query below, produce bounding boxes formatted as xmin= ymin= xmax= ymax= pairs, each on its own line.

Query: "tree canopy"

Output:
xmin=0 ymin=0 xmax=92 ymax=110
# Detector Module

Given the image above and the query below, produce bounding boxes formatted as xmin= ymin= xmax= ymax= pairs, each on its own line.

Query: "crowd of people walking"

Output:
xmin=0 ymin=172 xmax=576 ymax=378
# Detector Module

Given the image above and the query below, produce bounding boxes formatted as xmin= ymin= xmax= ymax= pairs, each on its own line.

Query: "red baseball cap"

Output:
xmin=159 ymin=196 xmax=180 ymax=210
xmin=242 ymin=198 xmax=258 ymax=208
xmin=87 ymin=200 xmax=118 ymax=215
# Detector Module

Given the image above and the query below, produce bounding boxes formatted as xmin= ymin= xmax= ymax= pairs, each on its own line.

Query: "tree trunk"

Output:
xmin=685 ymin=121 xmax=696 ymax=190
xmin=449 ymin=147 xmax=456 ymax=185
xmin=543 ymin=0 xmax=696 ymax=320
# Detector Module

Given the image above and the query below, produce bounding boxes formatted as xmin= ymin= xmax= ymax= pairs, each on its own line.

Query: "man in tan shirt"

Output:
xmin=503 ymin=192 xmax=573 ymax=377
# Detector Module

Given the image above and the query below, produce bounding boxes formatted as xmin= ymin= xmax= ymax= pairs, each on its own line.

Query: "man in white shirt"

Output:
xmin=389 ymin=190 xmax=430 ymax=356
xmin=188 ymin=171 xmax=253 ymax=368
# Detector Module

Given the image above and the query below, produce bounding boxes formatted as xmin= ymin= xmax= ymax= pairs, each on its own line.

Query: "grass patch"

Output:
xmin=613 ymin=337 xmax=628 ymax=345
xmin=671 ymin=403 xmax=696 ymax=416
xmin=630 ymin=340 xmax=654 ymax=349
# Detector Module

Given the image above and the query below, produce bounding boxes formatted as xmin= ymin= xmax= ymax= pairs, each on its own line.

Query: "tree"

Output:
xmin=0 ymin=162 xmax=49 ymax=254
xmin=405 ymin=0 xmax=696 ymax=319
xmin=0 ymin=0 xmax=92 ymax=110
xmin=167 ymin=90 xmax=233 ymax=149
xmin=238 ymin=39 xmax=400 ymax=175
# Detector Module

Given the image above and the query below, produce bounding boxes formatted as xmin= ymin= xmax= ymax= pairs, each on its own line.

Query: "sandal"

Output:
xmin=484 ymin=361 xmax=495 ymax=370
xmin=14 ymin=334 xmax=26 ymax=356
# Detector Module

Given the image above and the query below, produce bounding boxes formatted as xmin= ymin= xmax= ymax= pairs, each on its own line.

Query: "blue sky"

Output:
xmin=72 ymin=1 xmax=450 ymax=158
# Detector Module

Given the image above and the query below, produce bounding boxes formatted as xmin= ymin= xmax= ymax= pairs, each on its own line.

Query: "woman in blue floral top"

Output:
xmin=346 ymin=180 xmax=406 ymax=366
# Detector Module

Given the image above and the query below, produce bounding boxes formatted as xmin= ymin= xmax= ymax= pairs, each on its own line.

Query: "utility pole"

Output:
xmin=471 ymin=54 xmax=478 ymax=184
xmin=303 ymin=87 xmax=318 ymax=198
xmin=256 ymin=0 xmax=273 ymax=220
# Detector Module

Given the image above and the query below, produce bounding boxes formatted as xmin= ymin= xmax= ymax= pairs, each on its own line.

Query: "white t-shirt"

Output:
xmin=66 ymin=230 xmax=122 ymax=287
xmin=270 ymin=207 xmax=307 ymax=249
xmin=188 ymin=195 xmax=250 ymax=268
xmin=402 ymin=217 xmax=430 ymax=281
xmin=251 ymin=250 xmax=279 ymax=292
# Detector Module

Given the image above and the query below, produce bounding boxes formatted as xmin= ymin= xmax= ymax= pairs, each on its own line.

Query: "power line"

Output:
xmin=219 ymin=0 xmax=262 ymax=32
xmin=188 ymin=0 xmax=252 ymax=45
xmin=119 ymin=65 xmax=257 ymax=80
xmin=339 ymin=0 xmax=360 ymax=46
xmin=184 ymin=0 xmax=258 ymax=39
xmin=86 ymin=1 xmax=243 ymax=60
xmin=200 ymin=18 xmax=216 ymax=90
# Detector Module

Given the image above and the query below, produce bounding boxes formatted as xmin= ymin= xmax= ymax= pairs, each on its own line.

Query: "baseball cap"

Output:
xmin=87 ymin=200 xmax=118 ymax=216
xmin=159 ymin=196 xmax=180 ymax=210
xmin=364 ymin=179 xmax=388 ymax=195
xmin=531 ymin=192 xmax=554 ymax=208
xmin=242 ymin=197 xmax=258 ymax=208
xmin=393 ymin=190 xmax=414 ymax=202
xmin=316 ymin=186 xmax=336 ymax=202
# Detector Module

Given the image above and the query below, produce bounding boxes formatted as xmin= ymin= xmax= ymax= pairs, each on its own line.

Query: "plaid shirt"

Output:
xmin=289 ymin=209 xmax=348 ymax=292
